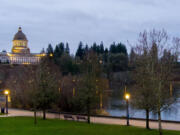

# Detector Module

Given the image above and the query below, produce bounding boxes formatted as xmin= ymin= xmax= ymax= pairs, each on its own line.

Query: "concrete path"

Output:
xmin=1 ymin=108 xmax=179 ymax=131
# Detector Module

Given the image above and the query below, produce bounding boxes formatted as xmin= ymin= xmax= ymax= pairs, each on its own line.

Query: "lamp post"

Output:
xmin=4 ymin=90 xmax=10 ymax=114
xmin=72 ymin=79 xmax=76 ymax=96
xmin=125 ymin=93 xmax=130 ymax=126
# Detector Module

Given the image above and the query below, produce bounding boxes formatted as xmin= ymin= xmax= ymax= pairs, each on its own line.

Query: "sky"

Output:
xmin=0 ymin=0 xmax=180 ymax=54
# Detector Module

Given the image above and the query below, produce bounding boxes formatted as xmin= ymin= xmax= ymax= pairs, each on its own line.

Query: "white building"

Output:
xmin=0 ymin=27 xmax=45 ymax=64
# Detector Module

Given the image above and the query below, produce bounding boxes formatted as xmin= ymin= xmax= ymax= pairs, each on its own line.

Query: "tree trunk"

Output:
xmin=158 ymin=82 xmax=162 ymax=135
xmin=87 ymin=97 xmax=90 ymax=124
xmin=59 ymin=110 xmax=61 ymax=119
xmin=158 ymin=110 xmax=162 ymax=135
xmin=43 ymin=109 xmax=46 ymax=120
xmin=146 ymin=109 xmax=150 ymax=129
xmin=87 ymin=113 xmax=90 ymax=124
xmin=34 ymin=110 xmax=37 ymax=125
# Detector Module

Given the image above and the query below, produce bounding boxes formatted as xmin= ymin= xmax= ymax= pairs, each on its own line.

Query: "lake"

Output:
xmin=107 ymin=97 xmax=180 ymax=121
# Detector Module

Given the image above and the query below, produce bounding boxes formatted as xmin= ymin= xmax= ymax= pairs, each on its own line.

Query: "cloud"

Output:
xmin=0 ymin=0 xmax=180 ymax=53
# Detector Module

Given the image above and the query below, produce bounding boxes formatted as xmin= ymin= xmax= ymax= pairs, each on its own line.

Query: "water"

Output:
xmin=107 ymin=98 xmax=180 ymax=121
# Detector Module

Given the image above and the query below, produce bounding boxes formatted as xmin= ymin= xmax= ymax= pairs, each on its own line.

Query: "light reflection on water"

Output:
xmin=107 ymin=98 xmax=180 ymax=121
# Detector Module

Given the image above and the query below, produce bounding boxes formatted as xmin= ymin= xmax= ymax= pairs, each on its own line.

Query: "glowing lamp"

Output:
xmin=125 ymin=93 xmax=130 ymax=100
xmin=50 ymin=53 xmax=53 ymax=57
xmin=4 ymin=90 xmax=10 ymax=95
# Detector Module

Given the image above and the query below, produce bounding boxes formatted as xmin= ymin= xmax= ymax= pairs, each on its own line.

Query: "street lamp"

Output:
xmin=49 ymin=53 xmax=53 ymax=57
xmin=4 ymin=90 xmax=10 ymax=114
xmin=125 ymin=93 xmax=130 ymax=126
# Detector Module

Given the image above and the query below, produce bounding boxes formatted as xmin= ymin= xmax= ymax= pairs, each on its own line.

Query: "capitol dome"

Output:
xmin=13 ymin=27 xmax=28 ymax=41
xmin=12 ymin=27 xmax=30 ymax=54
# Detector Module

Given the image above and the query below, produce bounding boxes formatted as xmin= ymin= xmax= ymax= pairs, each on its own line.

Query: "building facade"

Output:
xmin=0 ymin=27 xmax=45 ymax=64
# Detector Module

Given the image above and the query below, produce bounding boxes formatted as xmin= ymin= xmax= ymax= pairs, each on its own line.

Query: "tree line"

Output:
xmin=2 ymin=29 xmax=180 ymax=135
xmin=46 ymin=41 xmax=128 ymax=74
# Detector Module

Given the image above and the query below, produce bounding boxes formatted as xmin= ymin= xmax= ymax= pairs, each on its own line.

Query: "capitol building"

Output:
xmin=0 ymin=27 xmax=45 ymax=64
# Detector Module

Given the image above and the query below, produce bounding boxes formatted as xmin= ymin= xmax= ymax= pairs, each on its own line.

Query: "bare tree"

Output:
xmin=132 ymin=29 xmax=179 ymax=134
xmin=31 ymin=57 xmax=60 ymax=120
xmin=77 ymin=51 xmax=108 ymax=123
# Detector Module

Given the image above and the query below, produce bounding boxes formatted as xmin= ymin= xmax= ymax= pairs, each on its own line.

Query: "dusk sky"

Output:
xmin=0 ymin=0 xmax=180 ymax=54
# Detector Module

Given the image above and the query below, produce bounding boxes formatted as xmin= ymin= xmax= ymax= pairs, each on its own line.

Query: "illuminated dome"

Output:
xmin=13 ymin=27 xmax=28 ymax=41
xmin=12 ymin=27 xmax=30 ymax=54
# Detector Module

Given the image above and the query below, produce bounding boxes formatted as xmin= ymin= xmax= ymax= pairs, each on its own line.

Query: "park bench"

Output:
xmin=64 ymin=114 xmax=75 ymax=121
xmin=76 ymin=115 xmax=88 ymax=122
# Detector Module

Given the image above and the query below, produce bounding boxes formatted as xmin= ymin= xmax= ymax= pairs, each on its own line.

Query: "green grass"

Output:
xmin=0 ymin=117 xmax=179 ymax=135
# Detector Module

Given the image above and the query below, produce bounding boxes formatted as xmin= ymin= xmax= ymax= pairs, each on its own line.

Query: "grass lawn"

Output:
xmin=0 ymin=117 xmax=179 ymax=135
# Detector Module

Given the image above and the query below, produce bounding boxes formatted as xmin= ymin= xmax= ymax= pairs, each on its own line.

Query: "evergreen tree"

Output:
xmin=100 ymin=41 xmax=104 ymax=54
xmin=58 ymin=42 xmax=65 ymax=54
xmin=109 ymin=53 xmax=128 ymax=72
xmin=54 ymin=42 xmax=65 ymax=59
xmin=103 ymin=48 xmax=109 ymax=63
xmin=76 ymin=42 xmax=85 ymax=60
xmin=58 ymin=54 xmax=80 ymax=75
xmin=116 ymin=43 xmax=127 ymax=55
xmin=109 ymin=42 xmax=127 ymax=55
xmin=109 ymin=42 xmax=116 ymax=53
xmin=54 ymin=45 xmax=60 ymax=57
xmin=65 ymin=42 xmax=70 ymax=54
xmin=46 ymin=44 xmax=53 ymax=54
xmin=85 ymin=44 xmax=89 ymax=54
xmin=92 ymin=42 xmax=98 ymax=53
xmin=96 ymin=45 xmax=100 ymax=54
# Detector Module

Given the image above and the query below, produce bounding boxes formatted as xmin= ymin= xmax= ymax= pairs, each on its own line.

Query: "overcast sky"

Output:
xmin=0 ymin=0 xmax=180 ymax=53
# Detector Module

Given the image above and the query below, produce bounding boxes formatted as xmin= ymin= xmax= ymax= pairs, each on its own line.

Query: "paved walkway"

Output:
xmin=1 ymin=108 xmax=179 ymax=131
